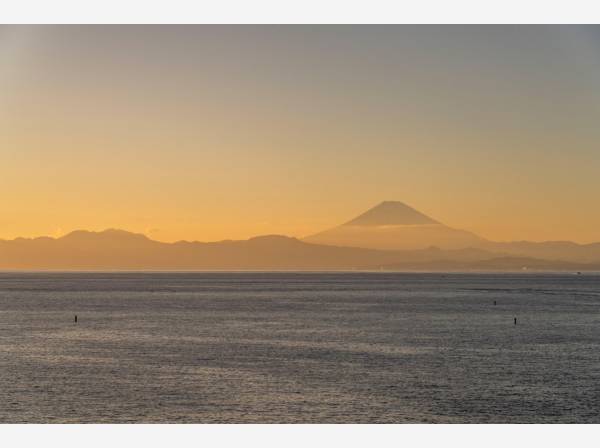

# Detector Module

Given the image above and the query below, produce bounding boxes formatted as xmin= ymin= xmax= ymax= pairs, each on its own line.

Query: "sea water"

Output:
xmin=1 ymin=272 xmax=599 ymax=423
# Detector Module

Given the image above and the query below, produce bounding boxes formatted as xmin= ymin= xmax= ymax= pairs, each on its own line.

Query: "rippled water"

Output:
xmin=1 ymin=272 xmax=599 ymax=423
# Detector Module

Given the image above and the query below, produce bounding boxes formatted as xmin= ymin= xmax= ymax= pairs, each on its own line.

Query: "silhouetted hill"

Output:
xmin=3 ymin=200 xmax=600 ymax=270
xmin=303 ymin=201 xmax=600 ymax=262
xmin=1 ymin=228 xmax=598 ymax=271
xmin=345 ymin=201 xmax=439 ymax=226
xmin=304 ymin=201 xmax=483 ymax=250
xmin=0 ymin=229 xmax=402 ymax=270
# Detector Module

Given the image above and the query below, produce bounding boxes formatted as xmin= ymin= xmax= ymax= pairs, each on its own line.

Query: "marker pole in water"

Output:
xmin=514 ymin=317 xmax=517 ymax=325
xmin=74 ymin=315 xmax=78 ymax=323
xmin=494 ymin=300 xmax=496 ymax=306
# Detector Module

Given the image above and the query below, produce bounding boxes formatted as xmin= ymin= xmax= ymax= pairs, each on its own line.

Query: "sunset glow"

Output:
xmin=3 ymin=25 xmax=600 ymax=243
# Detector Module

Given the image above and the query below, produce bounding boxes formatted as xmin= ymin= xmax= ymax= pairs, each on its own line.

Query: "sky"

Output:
xmin=2 ymin=25 xmax=600 ymax=243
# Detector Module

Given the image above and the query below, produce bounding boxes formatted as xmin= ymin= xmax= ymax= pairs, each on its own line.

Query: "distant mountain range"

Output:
xmin=2 ymin=201 xmax=600 ymax=271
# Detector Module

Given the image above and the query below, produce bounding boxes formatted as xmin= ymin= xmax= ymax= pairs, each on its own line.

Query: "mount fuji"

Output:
xmin=304 ymin=201 xmax=483 ymax=250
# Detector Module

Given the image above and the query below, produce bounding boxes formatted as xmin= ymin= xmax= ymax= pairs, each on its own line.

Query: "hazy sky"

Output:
xmin=2 ymin=25 xmax=600 ymax=243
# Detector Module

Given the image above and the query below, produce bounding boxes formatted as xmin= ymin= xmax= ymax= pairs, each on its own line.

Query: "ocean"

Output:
xmin=1 ymin=272 xmax=599 ymax=423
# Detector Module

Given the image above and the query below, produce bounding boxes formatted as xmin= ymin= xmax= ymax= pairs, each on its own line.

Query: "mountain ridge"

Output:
xmin=2 ymin=202 xmax=600 ymax=270
xmin=304 ymin=201 xmax=483 ymax=250
xmin=345 ymin=201 xmax=440 ymax=226
xmin=1 ymin=226 xmax=599 ymax=271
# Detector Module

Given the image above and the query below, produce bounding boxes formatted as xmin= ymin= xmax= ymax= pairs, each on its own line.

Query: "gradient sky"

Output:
xmin=2 ymin=25 xmax=600 ymax=243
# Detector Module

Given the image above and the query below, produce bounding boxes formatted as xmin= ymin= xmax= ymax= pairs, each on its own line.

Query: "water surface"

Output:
xmin=1 ymin=272 xmax=599 ymax=423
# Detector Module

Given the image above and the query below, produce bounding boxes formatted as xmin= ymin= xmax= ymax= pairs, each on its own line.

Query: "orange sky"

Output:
xmin=2 ymin=25 xmax=600 ymax=243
